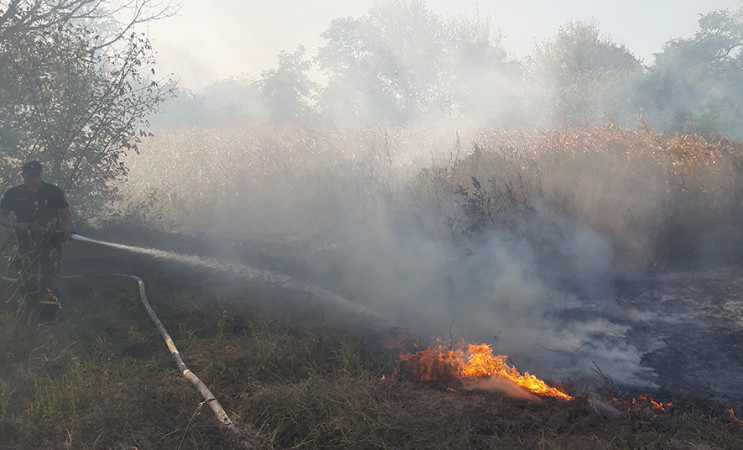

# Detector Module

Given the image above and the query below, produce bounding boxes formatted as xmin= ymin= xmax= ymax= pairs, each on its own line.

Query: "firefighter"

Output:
xmin=0 ymin=161 xmax=71 ymax=322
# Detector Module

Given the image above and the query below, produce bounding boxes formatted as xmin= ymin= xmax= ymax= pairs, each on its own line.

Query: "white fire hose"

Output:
xmin=1 ymin=233 xmax=249 ymax=446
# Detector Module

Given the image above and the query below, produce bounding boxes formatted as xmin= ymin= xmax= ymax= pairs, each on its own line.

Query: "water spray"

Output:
xmin=67 ymin=232 xmax=99 ymax=244
xmin=69 ymin=232 xmax=393 ymax=328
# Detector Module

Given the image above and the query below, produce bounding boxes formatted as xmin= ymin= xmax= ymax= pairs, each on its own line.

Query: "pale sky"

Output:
xmin=141 ymin=0 xmax=742 ymax=92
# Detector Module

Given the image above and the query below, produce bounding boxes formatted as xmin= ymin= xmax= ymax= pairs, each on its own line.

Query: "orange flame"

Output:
xmin=636 ymin=393 xmax=671 ymax=411
xmin=611 ymin=393 xmax=673 ymax=412
xmin=399 ymin=339 xmax=571 ymax=400
xmin=730 ymin=408 xmax=743 ymax=425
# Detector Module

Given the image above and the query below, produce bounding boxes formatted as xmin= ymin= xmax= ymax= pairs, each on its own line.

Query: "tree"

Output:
xmin=639 ymin=7 xmax=743 ymax=138
xmin=0 ymin=0 xmax=176 ymax=219
xmin=530 ymin=21 xmax=643 ymax=127
xmin=365 ymin=0 xmax=450 ymax=119
xmin=258 ymin=45 xmax=318 ymax=124
xmin=153 ymin=78 xmax=267 ymax=128
xmin=316 ymin=0 xmax=518 ymax=124
xmin=444 ymin=10 xmax=524 ymax=123
xmin=315 ymin=16 xmax=399 ymax=122
xmin=316 ymin=0 xmax=453 ymax=123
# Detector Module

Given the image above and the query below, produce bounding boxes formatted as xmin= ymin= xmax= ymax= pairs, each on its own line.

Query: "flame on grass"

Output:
xmin=730 ymin=408 xmax=743 ymax=425
xmin=398 ymin=338 xmax=572 ymax=400
xmin=611 ymin=393 xmax=673 ymax=412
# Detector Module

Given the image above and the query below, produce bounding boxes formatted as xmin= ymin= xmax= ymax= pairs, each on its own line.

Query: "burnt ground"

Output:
xmin=51 ymin=224 xmax=743 ymax=414
xmin=615 ymin=267 xmax=743 ymax=410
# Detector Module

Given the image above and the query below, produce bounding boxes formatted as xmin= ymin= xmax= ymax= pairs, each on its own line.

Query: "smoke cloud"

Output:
xmin=314 ymin=202 xmax=657 ymax=387
xmin=122 ymin=123 xmax=703 ymax=390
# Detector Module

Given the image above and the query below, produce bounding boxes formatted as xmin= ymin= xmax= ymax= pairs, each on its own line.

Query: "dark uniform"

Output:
xmin=1 ymin=181 xmax=69 ymax=319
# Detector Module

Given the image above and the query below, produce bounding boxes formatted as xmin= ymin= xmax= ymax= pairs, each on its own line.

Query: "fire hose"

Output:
xmin=0 ymin=232 xmax=247 ymax=444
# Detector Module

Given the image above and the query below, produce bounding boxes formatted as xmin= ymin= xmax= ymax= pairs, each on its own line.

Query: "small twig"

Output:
xmin=490 ymin=331 xmax=500 ymax=353
xmin=507 ymin=357 xmax=520 ymax=373
xmin=179 ymin=401 xmax=205 ymax=450
xmin=448 ymin=320 xmax=455 ymax=350
xmin=591 ymin=361 xmax=620 ymax=397
xmin=534 ymin=343 xmax=561 ymax=353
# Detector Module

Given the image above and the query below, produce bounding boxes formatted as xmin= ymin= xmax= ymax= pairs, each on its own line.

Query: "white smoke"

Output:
xmin=307 ymin=199 xmax=658 ymax=388
xmin=124 ymin=126 xmax=663 ymax=390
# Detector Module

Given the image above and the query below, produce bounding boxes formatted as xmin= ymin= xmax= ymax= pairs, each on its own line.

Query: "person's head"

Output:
xmin=21 ymin=161 xmax=43 ymax=190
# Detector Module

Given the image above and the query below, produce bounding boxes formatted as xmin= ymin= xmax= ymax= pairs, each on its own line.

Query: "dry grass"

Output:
xmin=434 ymin=123 xmax=743 ymax=268
xmin=0 ymin=244 xmax=741 ymax=449
xmin=123 ymin=122 xmax=743 ymax=273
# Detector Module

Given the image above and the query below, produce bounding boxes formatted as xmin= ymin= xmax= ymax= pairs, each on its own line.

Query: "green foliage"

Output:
xmin=143 ymin=3 xmax=743 ymax=141
xmin=154 ymin=80 xmax=267 ymax=127
xmin=316 ymin=0 xmax=515 ymax=123
xmin=31 ymin=364 xmax=87 ymax=421
xmin=332 ymin=335 xmax=365 ymax=376
xmin=250 ymin=374 xmax=387 ymax=449
xmin=640 ymin=8 xmax=743 ymax=139
xmin=530 ymin=20 xmax=643 ymax=127
xmin=0 ymin=0 xmax=176 ymax=221
xmin=216 ymin=309 xmax=231 ymax=344
xmin=259 ymin=45 xmax=319 ymax=124
xmin=177 ymin=322 xmax=198 ymax=347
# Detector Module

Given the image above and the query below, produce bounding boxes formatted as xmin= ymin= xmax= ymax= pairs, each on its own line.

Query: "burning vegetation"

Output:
xmin=396 ymin=337 xmax=572 ymax=400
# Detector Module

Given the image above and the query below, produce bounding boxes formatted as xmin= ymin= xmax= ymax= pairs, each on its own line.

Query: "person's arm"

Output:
xmin=0 ymin=207 xmax=11 ymax=229
xmin=58 ymin=206 xmax=71 ymax=235
xmin=0 ymin=207 xmax=30 ymax=232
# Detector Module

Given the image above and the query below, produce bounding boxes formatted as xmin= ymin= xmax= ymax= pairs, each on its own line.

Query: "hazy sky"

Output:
xmin=143 ymin=0 xmax=742 ymax=92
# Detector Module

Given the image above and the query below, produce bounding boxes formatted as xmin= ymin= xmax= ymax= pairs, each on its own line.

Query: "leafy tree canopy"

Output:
xmin=530 ymin=20 xmax=642 ymax=127
xmin=643 ymin=7 xmax=743 ymax=138
xmin=259 ymin=45 xmax=318 ymax=124
xmin=316 ymin=0 xmax=514 ymax=124
xmin=150 ymin=3 xmax=743 ymax=142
